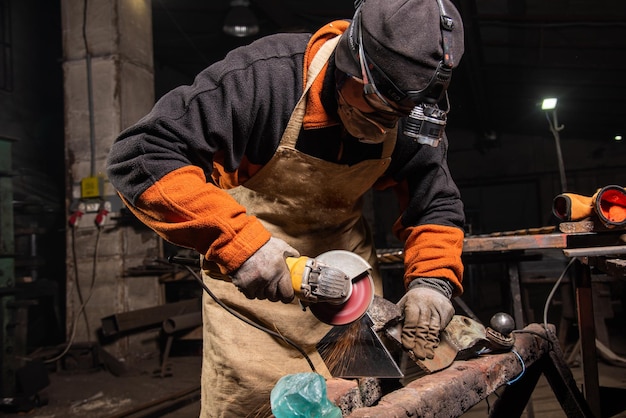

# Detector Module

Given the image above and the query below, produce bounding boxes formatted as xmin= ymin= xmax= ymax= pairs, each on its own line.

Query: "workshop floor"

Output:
xmin=5 ymin=353 xmax=203 ymax=418
xmin=4 ymin=320 xmax=626 ymax=418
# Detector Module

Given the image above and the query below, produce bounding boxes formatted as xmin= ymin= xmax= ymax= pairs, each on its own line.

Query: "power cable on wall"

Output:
xmin=48 ymin=0 xmax=100 ymax=363
xmin=45 ymin=225 xmax=102 ymax=364
xmin=82 ymin=0 xmax=96 ymax=176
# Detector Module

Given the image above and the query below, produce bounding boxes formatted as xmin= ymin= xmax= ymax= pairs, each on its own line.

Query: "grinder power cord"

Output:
xmin=171 ymin=248 xmax=377 ymax=374
xmin=172 ymin=259 xmax=318 ymax=373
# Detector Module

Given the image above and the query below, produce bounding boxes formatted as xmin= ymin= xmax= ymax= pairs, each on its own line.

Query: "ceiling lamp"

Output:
xmin=223 ymin=0 xmax=259 ymax=38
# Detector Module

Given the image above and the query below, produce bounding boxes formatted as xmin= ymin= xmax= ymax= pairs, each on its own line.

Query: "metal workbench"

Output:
xmin=462 ymin=225 xmax=626 ymax=418
xmin=378 ymin=222 xmax=626 ymax=417
xmin=342 ymin=323 xmax=594 ymax=418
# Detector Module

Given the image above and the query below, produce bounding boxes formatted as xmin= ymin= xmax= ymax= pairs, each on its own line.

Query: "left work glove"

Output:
xmin=231 ymin=237 xmax=300 ymax=303
xmin=397 ymin=280 xmax=455 ymax=360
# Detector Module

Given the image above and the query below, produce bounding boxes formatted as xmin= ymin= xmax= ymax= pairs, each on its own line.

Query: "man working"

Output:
xmin=107 ymin=0 xmax=466 ymax=415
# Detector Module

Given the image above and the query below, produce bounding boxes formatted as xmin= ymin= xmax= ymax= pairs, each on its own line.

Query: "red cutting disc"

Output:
xmin=309 ymin=273 xmax=375 ymax=326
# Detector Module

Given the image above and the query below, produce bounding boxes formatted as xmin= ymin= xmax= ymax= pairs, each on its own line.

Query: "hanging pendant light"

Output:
xmin=223 ymin=0 xmax=259 ymax=38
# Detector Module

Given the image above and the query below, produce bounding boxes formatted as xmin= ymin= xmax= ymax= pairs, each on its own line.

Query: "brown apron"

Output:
xmin=200 ymin=36 xmax=397 ymax=417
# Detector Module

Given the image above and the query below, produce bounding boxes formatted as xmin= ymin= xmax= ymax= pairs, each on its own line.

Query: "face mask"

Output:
xmin=337 ymin=91 xmax=397 ymax=144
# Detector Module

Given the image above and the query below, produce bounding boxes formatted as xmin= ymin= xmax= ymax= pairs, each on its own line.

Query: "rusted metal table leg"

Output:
xmin=574 ymin=259 xmax=601 ymax=418
xmin=491 ymin=323 xmax=595 ymax=418
xmin=542 ymin=336 xmax=595 ymax=418
xmin=506 ymin=262 xmax=535 ymax=418
xmin=489 ymin=358 xmax=542 ymax=418
xmin=507 ymin=262 xmax=525 ymax=329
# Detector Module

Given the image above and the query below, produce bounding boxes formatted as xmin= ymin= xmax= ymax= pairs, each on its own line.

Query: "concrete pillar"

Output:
xmin=61 ymin=0 xmax=162 ymax=360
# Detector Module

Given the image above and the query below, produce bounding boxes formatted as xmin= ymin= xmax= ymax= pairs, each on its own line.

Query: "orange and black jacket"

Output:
xmin=106 ymin=22 xmax=466 ymax=294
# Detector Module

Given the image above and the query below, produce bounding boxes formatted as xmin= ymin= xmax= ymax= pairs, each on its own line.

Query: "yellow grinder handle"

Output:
xmin=203 ymin=256 xmax=309 ymax=296
xmin=286 ymin=256 xmax=309 ymax=295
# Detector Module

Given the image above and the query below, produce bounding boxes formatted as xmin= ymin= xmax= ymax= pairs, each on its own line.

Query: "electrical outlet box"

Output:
xmin=81 ymin=176 xmax=103 ymax=199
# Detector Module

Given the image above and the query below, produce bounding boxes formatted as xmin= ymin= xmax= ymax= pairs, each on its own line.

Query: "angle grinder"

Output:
xmin=287 ymin=250 xmax=375 ymax=326
xmin=185 ymin=249 xmax=375 ymax=326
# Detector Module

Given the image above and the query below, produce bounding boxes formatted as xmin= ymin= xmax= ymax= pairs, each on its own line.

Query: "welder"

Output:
xmin=106 ymin=0 xmax=466 ymax=415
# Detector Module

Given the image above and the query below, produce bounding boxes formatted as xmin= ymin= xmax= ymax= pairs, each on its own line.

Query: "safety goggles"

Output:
xmin=350 ymin=7 xmax=452 ymax=111
xmin=353 ymin=16 xmax=411 ymax=116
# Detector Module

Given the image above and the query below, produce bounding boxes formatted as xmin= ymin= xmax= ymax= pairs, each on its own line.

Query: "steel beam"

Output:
xmin=100 ymin=298 xmax=201 ymax=337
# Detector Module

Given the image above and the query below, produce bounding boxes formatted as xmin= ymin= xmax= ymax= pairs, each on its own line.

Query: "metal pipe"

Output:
xmin=162 ymin=312 xmax=202 ymax=334
xmin=86 ymin=53 xmax=96 ymax=177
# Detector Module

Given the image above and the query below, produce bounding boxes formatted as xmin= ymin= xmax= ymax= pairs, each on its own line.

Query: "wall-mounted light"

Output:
xmin=542 ymin=97 xmax=567 ymax=192
xmin=615 ymin=135 xmax=623 ymax=142
xmin=223 ymin=0 xmax=259 ymax=38
xmin=541 ymin=97 xmax=558 ymax=111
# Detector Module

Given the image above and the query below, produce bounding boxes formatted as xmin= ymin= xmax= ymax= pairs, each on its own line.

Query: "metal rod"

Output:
xmin=547 ymin=110 xmax=567 ymax=192
xmin=563 ymin=245 xmax=626 ymax=257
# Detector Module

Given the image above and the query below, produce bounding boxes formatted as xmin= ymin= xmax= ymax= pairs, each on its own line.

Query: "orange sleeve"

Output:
xmin=302 ymin=20 xmax=349 ymax=129
xmin=122 ymin=165 xmax=270 ymax=272
xmin=398 ymin=223 xmax=465 ymax=296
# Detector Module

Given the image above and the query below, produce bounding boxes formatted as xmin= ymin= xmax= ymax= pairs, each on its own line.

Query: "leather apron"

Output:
xmin=200 ymin=36 xmax=397 ymax=417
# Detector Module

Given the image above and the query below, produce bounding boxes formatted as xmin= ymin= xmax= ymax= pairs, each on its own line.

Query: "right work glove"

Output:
xmin=397 ymin=281 xmax=455 ymax=360
xmin=231 ymin=237 xmax=300 ymax=304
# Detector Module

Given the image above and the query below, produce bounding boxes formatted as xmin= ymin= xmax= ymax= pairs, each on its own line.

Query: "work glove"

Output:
xmin=397 ymin=280 xmax=455 ymax=360
xmin=552 ymin=192 xmax=594 ymax=221
xmin=231 ymin=237 xmax=300 ymax=303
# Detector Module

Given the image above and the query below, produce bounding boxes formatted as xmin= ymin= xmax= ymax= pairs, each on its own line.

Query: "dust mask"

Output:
xmin=337 ymin=91 xmax=396 ymax=144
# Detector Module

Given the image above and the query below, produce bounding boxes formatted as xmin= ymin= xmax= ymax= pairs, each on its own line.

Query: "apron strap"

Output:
xmin=380 ymin=126 xmax=397 ymax=159
xmin=281 ymin=36 xmax=341 ymax=148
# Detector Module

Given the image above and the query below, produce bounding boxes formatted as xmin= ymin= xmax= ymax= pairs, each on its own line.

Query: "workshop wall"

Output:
xmin=447 ymin=128 xmax=626 ymax=234
xmin=59 ymin=0 xmax=164 ymax=361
